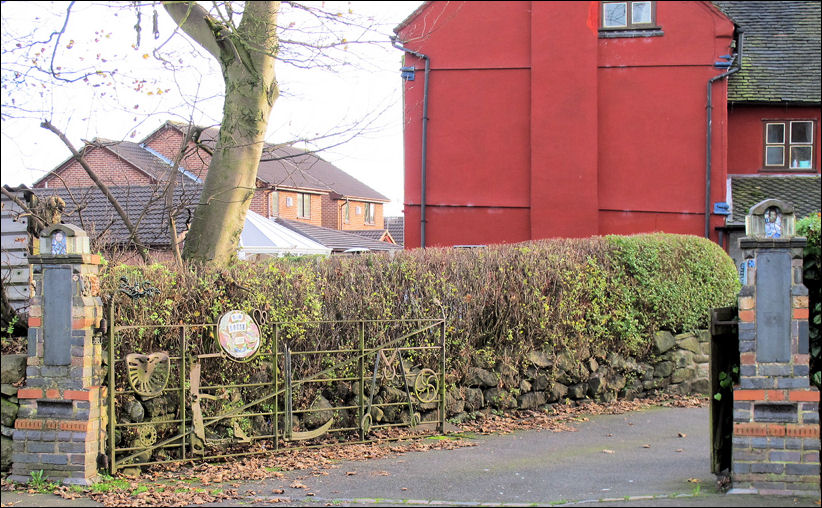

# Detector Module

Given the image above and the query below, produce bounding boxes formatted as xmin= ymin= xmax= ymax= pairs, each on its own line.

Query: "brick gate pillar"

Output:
xmin=10 ymin=224 xmax=105 ymax=486
xmin=731 ymin=199 xmax=820 ymax=496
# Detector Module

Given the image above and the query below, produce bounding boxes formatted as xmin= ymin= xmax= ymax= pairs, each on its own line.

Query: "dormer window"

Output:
xmin=601 ymin=1 xmax=656 ymax=30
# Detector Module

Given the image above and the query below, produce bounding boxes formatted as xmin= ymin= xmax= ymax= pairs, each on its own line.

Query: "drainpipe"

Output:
xmin=705 ymin=31 xmax=743 ymax=239
xmin=391 ymin=35 xmax=430 ymax=249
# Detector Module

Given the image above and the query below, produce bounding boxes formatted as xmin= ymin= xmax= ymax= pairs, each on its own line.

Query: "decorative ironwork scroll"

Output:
xmin=118 ymin=276 xmax=160 ymax=300
xmin=283 ymin=343 xmax=334 ymax=441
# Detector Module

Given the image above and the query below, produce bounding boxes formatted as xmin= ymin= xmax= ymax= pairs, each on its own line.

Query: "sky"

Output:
xmin=0 ymin=1 xmax=424 ymax=216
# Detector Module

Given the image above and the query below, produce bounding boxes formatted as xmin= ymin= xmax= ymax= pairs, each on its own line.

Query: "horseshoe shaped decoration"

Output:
xmin=283 ymin=343 xmax=334 ymax=441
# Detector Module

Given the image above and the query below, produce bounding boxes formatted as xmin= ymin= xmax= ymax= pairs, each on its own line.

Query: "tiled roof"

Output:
xmin=714 ymin=1 xmax=821 ymax=104
xmin=384 ymin=216 xmax=405 ymax=247
xmin=275 ymin=218 xmax=402 ymax=252
xmin=187 ymin=126 xmax=389 ymax=201
xmin=728 ymin=175 xmax=821 ymax=225
xmin=34 ymin=137 xmax=199 ymax=187
xmin=32 ymin=184 xmax=201 ymax=248
xmin=347 ymin=229 xmax=395 ymax=243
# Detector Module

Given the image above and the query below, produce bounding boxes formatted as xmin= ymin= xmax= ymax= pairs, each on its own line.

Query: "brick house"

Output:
xmin=394 ymin=1 xmax=820 ymax=250
xmin=33 ymin=121 xmax=392 ymax=234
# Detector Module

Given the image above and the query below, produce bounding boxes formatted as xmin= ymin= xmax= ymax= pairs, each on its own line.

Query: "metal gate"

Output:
xmin=710 ymin=306 xmax=739 ymax=475
xmin=106 ymin=313 xmax=446 ymax=473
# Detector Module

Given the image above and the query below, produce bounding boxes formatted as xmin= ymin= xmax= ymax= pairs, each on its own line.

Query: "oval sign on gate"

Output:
xmin=217 ymin=310 xmax=261 ymax=361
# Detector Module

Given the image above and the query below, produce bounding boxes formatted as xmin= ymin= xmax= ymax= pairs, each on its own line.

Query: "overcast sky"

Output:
xmin=0 ymin=1 xmax=424 ymax=216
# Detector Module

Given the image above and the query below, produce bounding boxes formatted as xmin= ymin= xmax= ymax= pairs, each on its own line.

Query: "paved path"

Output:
xmin=2 ymin=406 xmax=819 ymax=506
xmin=205 ymin=405 xmax=818 ymax=506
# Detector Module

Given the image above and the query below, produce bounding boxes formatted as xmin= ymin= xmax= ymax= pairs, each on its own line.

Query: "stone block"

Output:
xmin=675 ymin=335 xmax=701 ymax=354
xmin=671 ymin=368 xmax=694 ymax=384
xmin=653 ymin=331 xmax=675 ymax=354
xmin=465 ymin=367 xmax=497 ymax=388
xmin=1 ymin=355 xmax=27 ymax=385
xmin=517 ymin=391 xmax=546 ymax=410
xmin=653 ymin=361 xmax=674 ymax=378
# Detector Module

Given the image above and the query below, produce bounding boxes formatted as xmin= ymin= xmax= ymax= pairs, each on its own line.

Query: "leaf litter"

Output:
xmin=0 ymin=393 xmax=705 ymax=506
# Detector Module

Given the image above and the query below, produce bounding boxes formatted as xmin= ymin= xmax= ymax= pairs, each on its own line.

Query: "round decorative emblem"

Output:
xmin=217 ymin=310 xmax=261 ymax=361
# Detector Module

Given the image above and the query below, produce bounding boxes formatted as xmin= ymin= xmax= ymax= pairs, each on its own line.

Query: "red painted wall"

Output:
xmin=398 ymin=1 xmax=736 ymax=248
xmin=727 ymin=105 xmax=821 ymax=174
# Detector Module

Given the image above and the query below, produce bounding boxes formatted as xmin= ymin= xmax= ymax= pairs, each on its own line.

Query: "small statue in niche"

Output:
xmin=51 ymin=230 xmax=67 ymax=255
xmin=764 ymin=206 xmax=782 ymax=238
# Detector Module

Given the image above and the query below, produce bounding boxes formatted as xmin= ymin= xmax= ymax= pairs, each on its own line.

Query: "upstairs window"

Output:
xmin=297 ymin=193 xmax=311 ymax=219
xmin=269 ymin=191 xmax=279 ymax=218
xmin=601 ymin=1 xmax=656 ymax=30
xmin=764 ymin=121 xmax=815 ymax=170
xmin=364 ymin=203 xmax=375 ymax=225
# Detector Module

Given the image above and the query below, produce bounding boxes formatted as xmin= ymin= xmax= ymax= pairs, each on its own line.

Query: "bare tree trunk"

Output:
xmin=165 ymin=1 xmax=280 ymax=264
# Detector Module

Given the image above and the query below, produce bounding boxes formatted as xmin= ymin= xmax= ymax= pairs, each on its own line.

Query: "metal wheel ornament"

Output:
xmin=413 ymin=368 xmax=439 ymax=404
xmin=126 ymin=352 xmax=171 ymax=398
xmin=133 ymin=425 xmax=158 ymax=449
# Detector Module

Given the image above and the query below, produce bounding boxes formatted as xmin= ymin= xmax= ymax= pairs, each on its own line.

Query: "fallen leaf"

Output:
xmin=675 ymin=448 xmax=684 ymax=453
xmin=273 ymin=488 xmax=285 ymax=494
xmin=290 ymin=481 xmax=308 ymax=489
xmin=688 ymin=478 xmax=700 ymax=483
xmin=678 ymin=432 xmax=686 ymax=438
xmin=642 ymin=444 xmax=651 ymax=448
xmin=401 ymin=487 xmax=408 ymax=491
xmin=346 ymin=471 xmax=357 ymax=476
xmin=606 ymin=433 xmax=613 ymax=437
xmin=602 ymin=449 xmax=615 ymax=454
xmin=306 ymin=492 xmax=315 ymax=496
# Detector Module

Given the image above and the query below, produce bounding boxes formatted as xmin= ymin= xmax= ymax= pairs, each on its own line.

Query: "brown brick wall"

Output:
xmin=321 ymin=195 xmax=341 ymax=229
xmin=250 ymin=189 xmax=270 ymax=217
xmin=340 ymin=200 xmax=385 ymax=231
xmin=143 ymin=126 xmax=211 ymax=181
xmin=35 ymin=147 xmax=154 ymax=189
xmin=277 ymin=190 xmax=323 ymax=226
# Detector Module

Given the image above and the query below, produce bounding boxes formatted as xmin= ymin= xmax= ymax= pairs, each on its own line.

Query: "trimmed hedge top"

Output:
xmin=104 ymin=233 xmax=740 ymax=368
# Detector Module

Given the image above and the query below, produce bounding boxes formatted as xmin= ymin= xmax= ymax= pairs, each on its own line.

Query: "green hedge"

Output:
xmin=797 ymin=212 xmax=821 ymax=387
xmin=103 ymin=233 xmax=739 ymax=375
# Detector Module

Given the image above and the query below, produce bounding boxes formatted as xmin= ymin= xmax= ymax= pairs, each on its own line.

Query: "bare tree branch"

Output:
xmin=40 ymin=119 xmax=150 ymax=263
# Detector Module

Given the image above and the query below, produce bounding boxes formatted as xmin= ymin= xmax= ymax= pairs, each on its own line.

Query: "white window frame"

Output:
xmin=297 ymin=193 xmax=311 ymax=219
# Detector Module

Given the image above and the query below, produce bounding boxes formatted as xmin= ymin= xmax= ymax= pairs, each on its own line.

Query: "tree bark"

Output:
xmin=165 ymin=1 xmax=280 ymax=264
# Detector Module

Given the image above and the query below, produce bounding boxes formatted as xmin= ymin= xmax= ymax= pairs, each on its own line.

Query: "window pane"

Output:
xmin=790 ymin=121 xmax=813 ymax=144
xmin=603 ymin=3 xmax=627 ymax=27
xmin=765 ymin=146 xmax=784 ymax=166
xmin=632 ymin=2 xmax=652 ymax=24
xmin=790 ymin=146 xmax=813 ymax=169
xmin=766 ymin=123 xmax=785 ymax=144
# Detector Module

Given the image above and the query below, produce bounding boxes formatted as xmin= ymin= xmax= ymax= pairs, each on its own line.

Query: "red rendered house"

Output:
xmin=394 ymin=1 xmax=820 ymax=250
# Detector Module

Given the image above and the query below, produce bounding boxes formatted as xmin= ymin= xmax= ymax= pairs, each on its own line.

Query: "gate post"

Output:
xmin=9 ymin=224 xmax=105 ymax=486
xmin=731 ymin=199 xmax=820 ymax=496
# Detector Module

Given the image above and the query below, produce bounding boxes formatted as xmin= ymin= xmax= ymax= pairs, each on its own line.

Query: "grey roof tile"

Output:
xmin=714 ymin=1 xmax=821 ymax=104
xmin=728 ymin=175 xmax=821 ymax=224
xmin=275 ymin=218 xmax=402 ymax=252
xmin=189 ymin=126 xmax=388 ymax=201
xmin=32 ymin=184 xmax=201 ymax=248
xmin=384 ymin=216 xmax=405 ymax=247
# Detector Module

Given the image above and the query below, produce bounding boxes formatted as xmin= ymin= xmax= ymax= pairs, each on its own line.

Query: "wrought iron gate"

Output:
xmin=106 ymin=314 xmax=446 ymax=473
